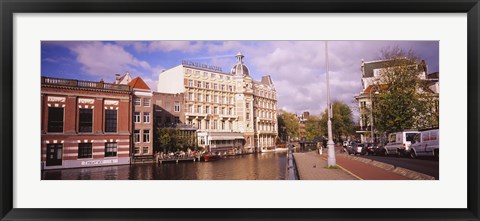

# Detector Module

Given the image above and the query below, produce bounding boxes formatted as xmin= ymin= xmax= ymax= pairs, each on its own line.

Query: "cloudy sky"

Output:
xmin=41 ymin=40 xmax=439 ymax=118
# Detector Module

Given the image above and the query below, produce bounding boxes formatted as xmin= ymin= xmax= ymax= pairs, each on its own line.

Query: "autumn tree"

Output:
xmin=372 ymin=46 xmax=439 ymax=134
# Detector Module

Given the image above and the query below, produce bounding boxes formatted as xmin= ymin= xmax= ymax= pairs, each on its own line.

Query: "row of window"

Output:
xmin=256 ymin=110 xmax=275 ymax=119
xmin=256 ymin=91 xmax=276 ymax=100
xmin=255 ymin=123 xmax=276 ymax=131
xmin=186 ymin=69 xmax=231 ymax=80
xmin=256 ymin=100 xmax=276 ymax=110
xmin=47 ymin=107 xmax=117 ymax=133
xmin=76 ymin=142 xmax=118 ymax=158
xmin=188 ymin=80 xmax=234 ymax=92
xmin=188 ymin=119 xmax=233 ymax=130
xmin=134 ymin=146 xmax=149 ymax=154
xmin=188 ymin=92 xmax=235 ymax=105
xmin=134 ymin=112 xmax=150 ymax=123
xmin=133 ymin=130 xmax=150 ymax=143
xmin=187 ymin=105 xmax=234 ymax=115
xmin=133 ymin=97 xmax=151 ymax=107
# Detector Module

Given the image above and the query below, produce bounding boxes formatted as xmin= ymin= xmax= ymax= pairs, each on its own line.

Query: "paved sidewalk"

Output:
xmin=293 ymin=152 xmax=358 ymax=180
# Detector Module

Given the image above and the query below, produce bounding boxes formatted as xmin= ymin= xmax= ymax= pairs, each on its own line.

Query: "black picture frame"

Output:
xmin=1 ymin=0 xmax=479 ymax=220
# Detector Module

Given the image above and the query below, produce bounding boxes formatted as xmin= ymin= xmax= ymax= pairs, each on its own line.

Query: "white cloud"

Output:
xmin=120 ymin=41 xmax=204 ymax=53
xmin=69 ymin=42 xmax=152 ymax=81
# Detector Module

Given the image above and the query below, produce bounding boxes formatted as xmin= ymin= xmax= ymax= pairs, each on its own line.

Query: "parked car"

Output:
xmin=373 ymin=143 xmax=387 ymax=156
xmin=347 ymin=143 xmax=366 ymax=155
xmin=342 ymin=140 xmax=351 ymax=153
xmin=364 ymin=143 xmax=378 ymax=155
xmin=384 ymin=130 xmax=420 ymax=157
xmin=410 ymin=129 xmax=439 ymax=159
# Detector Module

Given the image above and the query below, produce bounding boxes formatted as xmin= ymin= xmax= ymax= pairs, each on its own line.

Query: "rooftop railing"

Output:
xmin=42 ymin=76 xmax=131 ymax=91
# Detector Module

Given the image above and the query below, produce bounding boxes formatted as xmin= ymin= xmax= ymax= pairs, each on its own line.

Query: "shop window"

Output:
xmin=105 ymin=142 xmax=117 ymax=157
xmin=78 ymin=143 xmax=92 ymax=158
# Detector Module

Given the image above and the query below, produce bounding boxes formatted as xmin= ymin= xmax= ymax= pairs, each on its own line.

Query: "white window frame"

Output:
xmin=143 ymin=130 xmax=150 ymax=143
xmin=134 ymin=112 xmax=141 ymax=123
xmin=134 ymin=97 xmax=141 ymax=106
xmin=174 ymin=102 xmax=180 ymax=112
xmin=143 ymin=112 xmax=150 ymax=123
xmin=143 ymin=98 xmax=150 ymax=107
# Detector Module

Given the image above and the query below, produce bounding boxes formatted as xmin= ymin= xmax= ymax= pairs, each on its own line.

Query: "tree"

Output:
xmin=277 ymin=110 xmax=300 ymax=141
xmin=305 ymin=115 xmax=322 ymax=141
xmin=319 ymin=101 xmax=355 ymax=141
xmin=154 ymin=127 xmax=199 ymax=153
xmin=372 ymin=46 xmax=439 ymax=134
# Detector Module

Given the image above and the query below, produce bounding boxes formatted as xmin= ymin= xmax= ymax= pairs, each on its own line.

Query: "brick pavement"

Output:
xmin=335 ymin=154 xmax=411 ymax=180
xmin=293 ymin=151 xmax=413 ymax=180
xmin=293 ymin=152 xmax=358 ymax=180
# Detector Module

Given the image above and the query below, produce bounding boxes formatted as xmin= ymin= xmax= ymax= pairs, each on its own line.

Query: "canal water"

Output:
xmin=41 ymin=152 xmax=288 ymax=180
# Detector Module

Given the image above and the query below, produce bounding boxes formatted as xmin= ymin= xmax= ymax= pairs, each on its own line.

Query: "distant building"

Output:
xmin=157 ymin=52 xmax=278 ymax=153
xmin=297 ymin=112 xmax=310 ymax=141
xmin=41 ymin=76 xmax=132 ymax=170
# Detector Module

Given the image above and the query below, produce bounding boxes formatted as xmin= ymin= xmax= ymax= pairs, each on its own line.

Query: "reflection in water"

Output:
xmin=42 ymin=152 xmax=287 ymax=180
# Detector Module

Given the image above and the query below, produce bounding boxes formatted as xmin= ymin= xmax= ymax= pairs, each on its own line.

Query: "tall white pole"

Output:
xmin=325 ymin=41 xmax=336 ymax=167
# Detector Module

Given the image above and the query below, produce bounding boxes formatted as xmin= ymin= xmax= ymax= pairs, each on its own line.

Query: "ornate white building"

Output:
xmin=157 ymin=52 xmax=278 ymax=153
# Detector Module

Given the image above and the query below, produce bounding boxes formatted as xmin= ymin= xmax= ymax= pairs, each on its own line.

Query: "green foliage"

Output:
xmin=320 ymin=101 xmax=355 ymax=140
xmin=154 ymin=127 xmax=197 ymax=153
xmin=277 ymin=110 xmax=300 ymax=141
xmin=372 ymin=46 xmax=439 ymax=133
xmin=305 ymin=115 xmax=322 ymax=141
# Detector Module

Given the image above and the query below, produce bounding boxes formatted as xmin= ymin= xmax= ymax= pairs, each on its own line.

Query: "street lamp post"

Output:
xmin=325 ymin=41 xmax=336 ymax=167
xmin=369 ymin=86 xmax=379 ymax=143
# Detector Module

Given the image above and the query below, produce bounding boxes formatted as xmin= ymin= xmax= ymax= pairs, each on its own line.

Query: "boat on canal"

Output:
xmin=202 ymin=153 xmax=221 ymax=162
xmin=260 ymin=147 xmax=276 ymax=153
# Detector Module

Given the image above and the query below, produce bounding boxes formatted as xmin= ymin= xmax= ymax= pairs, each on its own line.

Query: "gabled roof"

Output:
xmin=115 ymin=72 xmax=133 ymax=84
xmin=362 ymin=58 xmax=421 ymax=78
xmin=128 ymin=77 xmax=151 ymax=90
xmin=363 ymin=84 xmax=389 ymax=94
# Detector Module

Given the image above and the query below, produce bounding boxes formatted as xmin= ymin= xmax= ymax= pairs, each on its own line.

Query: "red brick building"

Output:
xmin=41 ymin=76 xmax=133 ymax=170
xmin=128 ymin=77 xmax=154 ymax=161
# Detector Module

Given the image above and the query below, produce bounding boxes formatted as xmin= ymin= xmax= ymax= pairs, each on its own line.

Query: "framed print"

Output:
xmin=1 ymin=0 xmax=479 ymax=220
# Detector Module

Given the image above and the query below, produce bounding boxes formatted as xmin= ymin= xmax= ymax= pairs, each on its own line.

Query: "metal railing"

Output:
xmin=42 ymin=76 xmax=131 ymax=91
xmin=285 ymin=143 xmax=299 ymax=180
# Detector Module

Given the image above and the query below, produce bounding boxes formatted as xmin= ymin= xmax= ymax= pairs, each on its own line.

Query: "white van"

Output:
xmin=410 ymin=129 xmax=439 ymax=159
xmin=384 ymin=130 xmax=420 ymax=156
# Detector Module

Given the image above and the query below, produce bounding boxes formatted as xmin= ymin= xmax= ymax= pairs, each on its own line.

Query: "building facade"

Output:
xmin=41 ymin=77 xmax=132 ymax=170
xmin=157 ymin=52 xmax=278 ymax=153
xmin=152 ymin=92 xmax=198 ymax=153
xmin=128 ymin=77 xmax=154 ymax=159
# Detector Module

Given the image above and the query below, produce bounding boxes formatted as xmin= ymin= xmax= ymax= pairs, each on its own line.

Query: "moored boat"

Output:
xmin=260 ymin=148 xmax=276 ymax=153
xmin=202 ymin=154 xmax=221 ymax=162
xmin=275 ymin=148 xmax=288 ymax=152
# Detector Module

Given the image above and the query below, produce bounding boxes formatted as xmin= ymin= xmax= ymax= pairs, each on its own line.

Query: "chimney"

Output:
xmin=303 ymin=112 xmax=310 ymax=118
xmin=115 ymin=74 xmax=121 ymax=84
